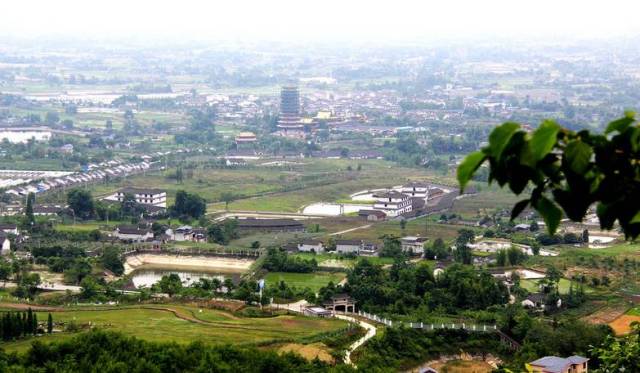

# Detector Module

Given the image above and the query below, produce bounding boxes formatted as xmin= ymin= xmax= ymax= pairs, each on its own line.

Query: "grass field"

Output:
xmin=561 ymin=243 xmax=640 ymax=258
xmin=627 ymin=306 xmax=640 ymax=316
xmin=288 ymin=253 xmax=396 ymax=268
xmin=334 ymin=217 xmax=466 ymax=244
xmin=2 ymin=305 xmax=347 ymax=353
xmin=81 ymin=159 xmax=453 ymax=212
xmin=521 ymin=278 xmax=594 ymax=294
xmin=265 ymin=272 xmax=347 ymax=292
xmin=450 ymin=185 xmax=521 ymax=219
xmin=54 ymin=220 xmax=121 ymax=232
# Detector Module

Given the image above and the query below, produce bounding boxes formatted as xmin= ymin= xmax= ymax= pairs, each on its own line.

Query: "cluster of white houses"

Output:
xmin=4 ymin=161 xmax=152 ymax=197
xmin=357 ymin=182 xmax=449 ymax=220
xmin=296 ymin=235 xmax=428 ymax=256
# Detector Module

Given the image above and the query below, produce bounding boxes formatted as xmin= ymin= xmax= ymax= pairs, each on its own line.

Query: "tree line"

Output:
xmin=0 ymin=309 xmax=53 ymax=340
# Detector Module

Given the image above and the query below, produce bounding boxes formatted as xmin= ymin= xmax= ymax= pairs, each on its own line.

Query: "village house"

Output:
xmin=359 ymin=242 xmax=379 ymax=256
xmin=335 ymin=239 xmax=362 ymax=254
xmin=0 ymin=232 xmax=11 ymax=256
xmin=401 ymin=236 xmax=428 ymax=255
xmin=358 ymin=209 xmax=386 ymax=221
xmin=373 ymin=191 xmax=412 ymax=217
xmin=433 ymin=262 xmax=446 ymax=278
xmin=105 ymin=187 xmax=167 ymax=208
xmin=399 ymin=182 xmax=429 ymax=199
xmin=33 ymin=205 xmax=65 ymax=216
xmin=522 ymin=293 xmax=562 ymax=310
xmin=167 ymin=226 xmax=207 ymax=242
xmin=529 ymin=355 xmax=588 ymax=373
xmin=0 ymin=223 xmax=19 ymax=235
xmin=113 ymin=226 xmax=154 ymax=242
xmin=173 ymin=226 xmax=193 ymax=241
xmin=297 ymin=239 xmax=325 ymax=253
xmin=235 ymin=218 xmax=305 ymax=233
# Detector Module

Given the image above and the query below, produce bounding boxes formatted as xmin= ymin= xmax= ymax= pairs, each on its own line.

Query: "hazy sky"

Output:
xmin=0 ymin=0 xmax=638 ymax=42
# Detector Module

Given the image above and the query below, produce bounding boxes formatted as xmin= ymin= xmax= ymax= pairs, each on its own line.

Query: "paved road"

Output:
xmin=334 ymin=314 xmax=377 ymax=366
xmin=271 ymin=299 xmax=378 ymax=367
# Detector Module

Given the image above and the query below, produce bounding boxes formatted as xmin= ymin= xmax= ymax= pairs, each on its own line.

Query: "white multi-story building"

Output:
xmin=106 ymin=187 xmax=167 ymax=208
xmin=401 ymin=236 xmax=428 ymax=255
xmin=373 ymin=191 xmax=412 ymax=217
xmin=399 ymin=182 xmax=429 ymax=199
xmin=335 ymin=240 xmax=363 ymax=254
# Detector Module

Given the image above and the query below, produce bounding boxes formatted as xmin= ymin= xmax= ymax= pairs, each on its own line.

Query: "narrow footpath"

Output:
xmin=334 ymin=314 xmax=377 ymax=366
xmin=272 ymin=300 xmax=378 ymax=366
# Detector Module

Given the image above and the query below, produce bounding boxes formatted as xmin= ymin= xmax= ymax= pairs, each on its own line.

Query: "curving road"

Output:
xmin=334 ymin=314 xmax=377 ymax=366
xmin=271 ymin=300 xmax=378 ymax=366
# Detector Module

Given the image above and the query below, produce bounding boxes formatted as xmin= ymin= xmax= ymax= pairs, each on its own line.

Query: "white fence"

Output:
xmin=357 ymin=311 xmax=497 ymax=332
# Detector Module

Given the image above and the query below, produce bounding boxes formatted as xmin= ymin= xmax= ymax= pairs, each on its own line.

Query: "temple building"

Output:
xmin=235 ymin=132 xmax=257 ymax=147
xmin=277 ymin=85 xmax=306 ymax=138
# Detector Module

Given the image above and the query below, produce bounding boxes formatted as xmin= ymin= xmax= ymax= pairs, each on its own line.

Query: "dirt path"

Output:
xmin=329 ymin=224 xmax=372 ymax=236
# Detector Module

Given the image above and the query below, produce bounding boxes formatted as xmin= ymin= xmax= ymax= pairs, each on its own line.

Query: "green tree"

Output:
xmin=120 ymin=193 xmax=140 ymax=218
xmin=590 ymin=323 xmax=640 ymax=372
xmin=380 ymin=235 xmax=402 ymax=258
xmin=23 ymin=192 xmax=35 ymax=228
xmin=458 ymin=113 xmax=640 ymax=238
xmin=157 ymin=274 xmax=182 ymax=296
xmin=45 ymin=111 xmax=60 ymax=125
xmin=80 ymin=277 xmax=99 ymax=299
xmin=47 ymin=313 xmax=53 ymax=334
xmin=67 ymin=189 xmax=95 ymax=220
xmin=424 ymin=237 xmax=448 ymax=260
xmin=170 ymin=190 xmax=206 ymax=219
xmin=219 ymin=192 xmax=237 ymax=211
xmin=101 ymin=247 xmax=124 ymax=275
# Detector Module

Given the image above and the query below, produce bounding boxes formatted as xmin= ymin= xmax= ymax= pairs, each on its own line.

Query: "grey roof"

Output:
xmin=529 ymin=356 xmax=588 ymax=373
xmin=358 ymin=209 xmax=386 ymax=217
xmin=567 ymin=356 xmax=589 ymax=364
xmin=526 ymin=293 xmax=546 ymax=303
xmin=236 ymin=218 xmax=304 ymax=228
xmin=300 ymin=239 xmax=323 ymax=245
xmin=116 ymin=226 xmax=151 ymax=235
xmin=374 ymin=191 xmax=408 ymax=199
xmin=119 ymin=187 xmax=164 ymax=195
xmin=336 ymin=239 xmax=362 ymax=246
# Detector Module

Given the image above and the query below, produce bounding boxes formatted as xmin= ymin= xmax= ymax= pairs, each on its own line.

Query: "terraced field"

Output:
xmin=1 ymin=304 xmax=348 ymax=353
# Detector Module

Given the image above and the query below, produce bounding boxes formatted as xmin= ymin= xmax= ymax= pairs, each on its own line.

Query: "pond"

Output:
xmin=130 ymin=269 xmax=242 ymax=289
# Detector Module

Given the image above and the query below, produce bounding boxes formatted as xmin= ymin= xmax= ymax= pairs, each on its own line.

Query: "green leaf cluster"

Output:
xmin=458 ymin=112 xmax=640 ymax=238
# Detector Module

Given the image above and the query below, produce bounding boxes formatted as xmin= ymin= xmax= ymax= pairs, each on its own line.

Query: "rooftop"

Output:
xmin=118 ymin=187 xmax=165 ymax=195
xmin=529 ymin=356 xmax=588 ymax=373
xmin=374 ymin=191 xmax=408 ymax=199
xmin=236 ymin=218 xmax=304 ymax=228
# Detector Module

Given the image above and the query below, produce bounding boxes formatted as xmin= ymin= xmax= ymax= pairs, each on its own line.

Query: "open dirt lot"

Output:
xmin=609 ymin=314 xmax=640 ymax=335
